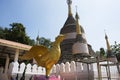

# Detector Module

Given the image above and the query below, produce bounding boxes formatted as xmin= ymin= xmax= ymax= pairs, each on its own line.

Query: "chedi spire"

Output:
xmin=67 ymin=0 xmax=72 ymax=16
xmin=75 ymin=8 xmax=81 ymax=35
xmin=105 ymin=33 xmax=111 ymax=51
xmin=72 ymin=10 xmax=89 ymax=57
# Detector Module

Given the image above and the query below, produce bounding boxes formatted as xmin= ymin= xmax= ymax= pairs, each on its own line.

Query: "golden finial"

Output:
xmin=75 ymin=6 xmax=81 ymax=34
xmin=67 ymin=0 xmax=72 ymax=16
xmin=75 ymin=6 xmax=79 ymax=19
xmin=104 ymin=30 xmax=111 ymax=51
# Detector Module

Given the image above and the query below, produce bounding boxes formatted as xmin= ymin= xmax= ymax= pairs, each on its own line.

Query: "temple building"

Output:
xmin=59 ymin=0 xmax=95 ymax=63
xmin=0 ymin=39 xmax=31 ymax=73
xmin=1 ymin=1 xmax=120 ymax=80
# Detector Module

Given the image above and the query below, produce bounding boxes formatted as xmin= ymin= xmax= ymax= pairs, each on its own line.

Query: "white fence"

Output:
xmin=7 ymin=61 xmax=94 ymax=80
xmin=8 ymin=61 xmax=46 ymax=80
xmin=1 ymin=61 xmax=119 ymax=80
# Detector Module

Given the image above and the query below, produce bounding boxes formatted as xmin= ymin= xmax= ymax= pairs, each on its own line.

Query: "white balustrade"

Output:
xmin=60 ymin=63 xmax=65 ymax=73
xmin=70 ymin=61 xmax=76 ymax=72
xmin=26 ymin=63 xmax=32 ymax=73
xmin=65 ymin=62 xmax=70 ymax=72
xmin=7 ymin=61 xmax=95 ymax=80
xmin=32 ymin=64 xmax=37 ymax=73
xmin=19 ymin=63 xmax=25 ymax=73
xmin=51 ymin=65 xmax=56 ymax=73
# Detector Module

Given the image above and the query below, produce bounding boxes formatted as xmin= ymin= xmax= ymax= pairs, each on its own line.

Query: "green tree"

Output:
xmin=0 ymin=23 xmax=35 ymax=45
xmin=39 ymin=37 xmax=52 ymax=48
xmin=0 ymin=27 xmax=10 ymax=39
xmin=8 ymin=23 xmax=29 ymax=44
xmin=0 ymin=23 xmax=52 ymax=46
xmin=29 ymin=39 xmax=35 ymax=46
xmin=99 ymin=48 xmax=106 ymax=58
xmin=0 ymin=27 xmax=4 ymax=38
xmin=111 ymin=41 xmax=120 ymax=62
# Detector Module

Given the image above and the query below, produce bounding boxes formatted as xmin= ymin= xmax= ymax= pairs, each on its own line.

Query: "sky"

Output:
xmin=0 ymin=0 xmax=120 ymax=51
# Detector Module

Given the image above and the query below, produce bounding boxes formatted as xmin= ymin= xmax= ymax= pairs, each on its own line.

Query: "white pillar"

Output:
xmin=14 ymin=49 xmax=19 ymax=62
xmin=4 ymin=54 xmax=10 ymax=73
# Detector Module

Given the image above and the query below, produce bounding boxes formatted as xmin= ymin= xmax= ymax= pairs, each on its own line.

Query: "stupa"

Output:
xmin=58 ymin=0 xmax=95 ymax=63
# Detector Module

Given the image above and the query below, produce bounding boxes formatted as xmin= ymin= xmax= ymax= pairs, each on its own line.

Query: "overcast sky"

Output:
xmin=0 ymin=0 xmax=120 ymax=51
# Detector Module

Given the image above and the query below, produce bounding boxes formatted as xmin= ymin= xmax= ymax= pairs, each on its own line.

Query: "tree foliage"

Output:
xmin=9 ymin=23 xmax=30 ymax=44
xmin=39 ymin=37 xmax=52 ymax=48
xmin=0 ymin=27 xmax=9 ymax=39
xmin=99 ymin=48 xmax=106 ymax=58
xmin=111 ymin=41 xmax=120 ymax=62
xmin=0 ymin=23 xmax=52 ymax=47
xmin=0 ymin=23 xmax=35 ymax=45
xmin=0 ymin=27 xmax=4 ymax=38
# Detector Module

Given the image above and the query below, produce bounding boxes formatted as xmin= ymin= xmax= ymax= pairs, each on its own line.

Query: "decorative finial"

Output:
xmin=36 ymin=31 xmax=40 ymax=45
xmin=67 ymin=0 xmax=72 ymax=5
xmin=104 ymin=29 xmax=108 ymax=39
xmin=67 ymin=0 xmax=72 ymax=16
xmin=75 ymin=6 xmax=81 ymax=34
xmin=104 ymin=30 xmax=111 ymax=51
xmin=75 ymin=6 xmax=79 ymax=20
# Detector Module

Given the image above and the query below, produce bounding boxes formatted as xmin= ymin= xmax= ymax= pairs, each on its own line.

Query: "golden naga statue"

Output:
xmin=20 ymin=34 xmax=64 ymax=77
